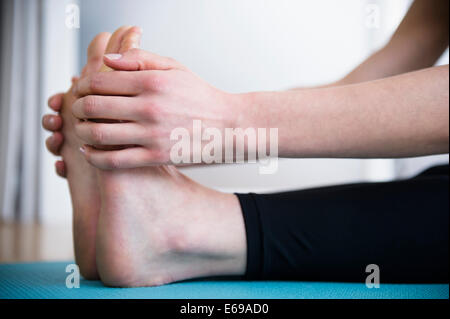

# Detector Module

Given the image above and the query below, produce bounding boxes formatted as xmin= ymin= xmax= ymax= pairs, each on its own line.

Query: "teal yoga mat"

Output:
xmin=0 ymin=262 xmax=448 ymax=299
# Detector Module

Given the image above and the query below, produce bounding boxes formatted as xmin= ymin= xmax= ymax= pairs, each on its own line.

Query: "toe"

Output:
xmin=46 ymin=132 xmax=64 ymax=155
xmin=42 ymin=114 xmax=63 ymax=131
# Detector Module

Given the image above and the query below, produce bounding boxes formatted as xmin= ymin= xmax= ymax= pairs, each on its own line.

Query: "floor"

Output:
xmin=1 ymin=261 xmax=448 ymax=299
xmin=0 ymin=222 xmax=74 ymax=263
xmin=0 ymin=223 xmax=448 ymax=299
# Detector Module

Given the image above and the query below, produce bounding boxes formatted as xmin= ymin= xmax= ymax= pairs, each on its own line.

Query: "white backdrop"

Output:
xmin=37 ymin=0 xmax=448 ymax=225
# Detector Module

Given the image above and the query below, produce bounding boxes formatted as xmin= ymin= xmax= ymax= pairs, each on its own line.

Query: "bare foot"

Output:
xmin=67 ymin=25 xmax=245 ymax=287
xmin=96 ymin=166 xmax=247 ymax=287
xmin=61 ymin=27 xmax=142 ymax=279
xmin=60 ymin=33 xmax=110 ymax=279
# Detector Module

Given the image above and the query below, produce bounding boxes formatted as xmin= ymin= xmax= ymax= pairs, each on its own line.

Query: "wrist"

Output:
xmin=233 ymin=91 xmax=267 ymax=129
xmin=224 ymin=92 xmax=252 ymax=130
xmin=235 ymin=89 xmax=312 ymax=158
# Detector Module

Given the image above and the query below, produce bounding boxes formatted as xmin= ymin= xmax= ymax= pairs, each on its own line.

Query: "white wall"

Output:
xmin=77 ymin=0 xmax=407 ymax=192
xmin=38 ymin=0 xmax=447 ymax=223
xmin=395 ymin=48 xmax=450 ymax=178
xmin=39 ymin=0 xmax=79 ymax=225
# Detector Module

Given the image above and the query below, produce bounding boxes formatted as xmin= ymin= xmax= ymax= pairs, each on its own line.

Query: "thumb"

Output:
xmin=103 ymin=48 xmax=184 ymax=71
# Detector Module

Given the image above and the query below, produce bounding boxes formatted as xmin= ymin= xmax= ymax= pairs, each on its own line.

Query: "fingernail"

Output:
xmin=79 ymin=146 xmax=86 ymax=154
xmin=105 ymin=53 xmax=122 ymax=60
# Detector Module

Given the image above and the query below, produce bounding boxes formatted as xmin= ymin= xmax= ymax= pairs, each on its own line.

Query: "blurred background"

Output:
xmin=0 ymin=0 xmax=448 ymax=263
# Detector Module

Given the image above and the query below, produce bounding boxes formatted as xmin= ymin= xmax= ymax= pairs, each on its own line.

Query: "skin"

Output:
xmin=334 ymin=0 xmax=449 ymax=85
xmin=43 ymin=0 xmax=450 ymax=171
xmin=95 ymin=166 xmax=246 ymax=287
xmin=51 ymin=26 xmax=144 ymax=280
xmin=42 ymin=0 xmax=449 ymax=286
xmin=72 ymin=50 xmax=242 ymax=168
xmin=44 ymin=26 xmax=247 ymax=286
xmin=71 ymin=57 xmax=448 ymax=169
xmin=58 ymin=0 xmax=448 ymax=169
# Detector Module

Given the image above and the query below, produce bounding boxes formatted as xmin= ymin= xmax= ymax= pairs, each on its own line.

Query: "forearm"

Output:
xmin=241 ymin=65 xmax=449 ymax=159
xmin=328 ymin=0 xmax=449 ymax=87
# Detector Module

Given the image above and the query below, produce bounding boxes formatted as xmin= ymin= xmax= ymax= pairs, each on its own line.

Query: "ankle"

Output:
xmin=166 ymin=191 xmax=247 ymax=276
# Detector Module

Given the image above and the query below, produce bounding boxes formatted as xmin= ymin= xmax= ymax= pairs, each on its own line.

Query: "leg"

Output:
xmin=237 ymin=165 xmax=449 ymax=283
xmin=95 ymin=160 xmax=447 ymax=286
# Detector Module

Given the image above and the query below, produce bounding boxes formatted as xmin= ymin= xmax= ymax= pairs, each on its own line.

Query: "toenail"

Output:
xmin=79 ymin=146 xmax=86 ymax=154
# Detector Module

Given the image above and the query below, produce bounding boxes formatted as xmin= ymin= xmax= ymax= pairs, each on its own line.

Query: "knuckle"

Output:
xmin=141 ymin=126 xmax=154 ymax=142
xmin=150 ymin=148 xmax=169 ymax=164
xmin=82 ymin=96 xmax=97 ymax=117
xmin=149 ymin=149 xmax=168 ymax=164
xmin=141 ymin=75 xmax=155 ymax=90
xmin=142 ymin=73 xmax=168 ymax=92
xmin=105 ymin=154 xmax=122 ymax=169
xmin=90 ymin=125 xmax=105 ymax=144
xmin=140 ymin=100 xmax=158 ymax=119
xmin=89 ymin=73 xmax=103 ymax=92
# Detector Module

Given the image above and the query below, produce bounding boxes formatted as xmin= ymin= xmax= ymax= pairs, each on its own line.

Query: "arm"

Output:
xmin=243 ymin=65 xmax=449 ymax=158
xmin=44 ymin=0 xmax=449 ymax=169
xmin=327 ymin=0 xmax=449 ymax=87
xmin=71 ymin=51 xmax=448 ymax=169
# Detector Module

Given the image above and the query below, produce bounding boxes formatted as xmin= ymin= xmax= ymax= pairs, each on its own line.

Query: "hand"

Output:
xmin=72 ymin=49 xmax=243 ymax=169
xmin=42 ymin=27 xmax=143 ymax=177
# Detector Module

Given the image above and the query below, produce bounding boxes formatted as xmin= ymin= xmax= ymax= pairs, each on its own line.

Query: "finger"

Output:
xmin=74 ymin=121 xmax=147 ymax=146
xmin=74 ymin=71 xmax=147 ymax=96
xmin=83 ymin=32 xmax=112 ymax=75
xmin=55 ymin=160 xmax=67 ymax=178
xmin=81 ymin=145 xmax=157 ymax=169
xmin=99 ymin=26 xmax=132 ymax=72
xmin=71 ymin=76 xmax=79 ymax=84
xmin=104 ymin=48 xmax=185 ymax=71
xmin=119 ymin=26 xmax=142 ymax=53
xmin=72 ymin=95 xmax=143 ymax=121
xmin=42 ymin=114 xmax=63 ymax=131
xmin=46 ymin=132 xmax=64 ymax=155
xmin=48 ymin=93 xmax=64 ymax=112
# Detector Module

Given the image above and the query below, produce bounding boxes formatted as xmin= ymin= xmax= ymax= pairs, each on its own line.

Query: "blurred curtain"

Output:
xmin=0 ymin=0 xmax=43 ymax=223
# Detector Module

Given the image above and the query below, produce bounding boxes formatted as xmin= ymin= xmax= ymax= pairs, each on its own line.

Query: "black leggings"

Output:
xmin=236 ymin=164 xmax=449 ymax=283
